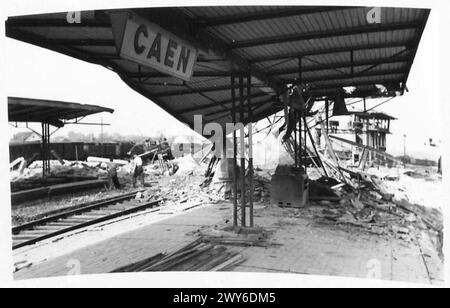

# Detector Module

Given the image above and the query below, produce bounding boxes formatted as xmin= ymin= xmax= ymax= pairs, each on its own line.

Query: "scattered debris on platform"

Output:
xmin=111 ymin=238 xmax=245 ymax=272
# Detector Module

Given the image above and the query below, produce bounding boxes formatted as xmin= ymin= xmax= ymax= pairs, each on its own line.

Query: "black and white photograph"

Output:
xmin=0 ymin=0 xmax=448 ymax=290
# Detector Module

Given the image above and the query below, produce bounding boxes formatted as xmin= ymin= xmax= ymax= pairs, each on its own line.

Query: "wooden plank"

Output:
xmin=210 ymin=254 xmax=245 ymax=271
xmin=148 ymin=245 xmax=214 ymax=271
xmin=195 ymin=252 xmax=234 ymax=271
xmin=111 ymin=253 xmax=165 ymax=273
xmin=185 ymin=246 xmax=228 ymax=271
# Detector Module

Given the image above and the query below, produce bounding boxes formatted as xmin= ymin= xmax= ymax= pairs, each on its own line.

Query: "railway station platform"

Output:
xmin=13 ymin=202 xmax=444 ymax=285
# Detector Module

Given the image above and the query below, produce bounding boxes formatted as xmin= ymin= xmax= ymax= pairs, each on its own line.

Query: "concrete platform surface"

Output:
xmin=13 ymin=203 xmax=444 ymax=285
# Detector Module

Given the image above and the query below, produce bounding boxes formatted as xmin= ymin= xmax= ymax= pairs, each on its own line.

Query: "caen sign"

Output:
xmin=116 ymin=14 xmax=198 ymax=81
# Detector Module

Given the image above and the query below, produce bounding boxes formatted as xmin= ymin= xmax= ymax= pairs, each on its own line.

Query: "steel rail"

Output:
xmin=12 ymin=191 xmax=163 ymax=250
xmin=12 ymin=191 xmax=143 ymax=234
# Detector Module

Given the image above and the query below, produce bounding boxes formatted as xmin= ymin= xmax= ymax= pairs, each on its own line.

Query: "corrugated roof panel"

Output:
xmin=235 ymin=28 xmax=417 ymax=61
xmin=354 ymin=46 xmax=409 ymax=61
xmin=8 ymin=96 xmax=114 ymax=126
xmin=142 ymin=84 xmax=191 ymax=94
xmin=278 ymin=62 xmax=409 ymax=82
xmin=8 ymin=11 xmax=96 ymax=21
xmin=194 ymin=61 xmax=231 ymax=74
xmin=110 ymin=59 xmax=140 ymax=73
xmin=5 ymin=6 xmax=430 ymax=129
xmin=305 ymin=53 xmax=349 ymax=66
xmin=385 ymin=7 xmax=426 ymax=24
xmin=305 ymin=68 xmax=353 ymax=80
xmin=187 ymin=6 xmax=285 ymax=19
xmin=159 ymin=92 xmax=215 ymax=108
xmin=207 ymin=7 xmax=425 ymax=48
xmin=311 ymin=73 xmax=405 ymax=88
xmin=197 ymin=89 xmax=236 ymax=103
xmin=74 ymin=45 xmax=118 ymax=56
xmin=13 ymin=26 xmax=114 ymax=41
xmin=186 ymin=77 xmax=231 ymax=89
xmin=355 ymin=62 xmax=409 ymax=74
xmin=205 ymin=9 xmax=340 ymax=42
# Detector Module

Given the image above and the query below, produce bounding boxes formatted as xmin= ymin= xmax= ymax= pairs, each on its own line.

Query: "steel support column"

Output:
xmin=304 ymin=115 xmax=307 ymax=172
xmin=239 ymin=76 xmax=246 ymax=227
xmin=247 ymin=70 xmax=254 ymax=228
xmin=297 ymin=57 xmax=303 ymax=170
xmin=294 ymin=110 xmax=298 ymax=168
xmin=298 ymin=113 xmax=303 ymax=170
xmin=325 ymin=99 xmax=330 ymax=134
xmin=231 ymin=72 xmax=238 ymax=227
xmin=41 ymin=122 xmax=50 ymax=177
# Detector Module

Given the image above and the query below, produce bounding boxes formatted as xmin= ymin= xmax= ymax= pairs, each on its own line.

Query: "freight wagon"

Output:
xmin=9 ymin=142 xmax=135 ymax=162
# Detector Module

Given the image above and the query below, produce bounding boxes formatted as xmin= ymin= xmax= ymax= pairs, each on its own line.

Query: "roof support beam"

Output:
xmin=306 ymin=79 xmax=403 ymax=94
xmin=250 ymin=41 xmax=413 ymax=63
xmin=231 ymin=22 xmax=421 ymax=49
xmin=290 ymin=68 xmax=407 ymax=84
xmin=268 ymin=57 xmax=411 ymax=76
xmin=181 ymin=82 xmax=231 ymax=112
xmin=129 ymin=70 xmax=247 ymax=79
xmin=196 ymin=7 xmax=355 ymax=27
xmin=153 ymin=84 xmax=251 ymax=98
xmin=205 ymin=97 xmax=276 ymax=118
xmin=178 ymin=92 xmax=271 ymax=114
xmin=130 ymin=56 xmax=410 ymax=80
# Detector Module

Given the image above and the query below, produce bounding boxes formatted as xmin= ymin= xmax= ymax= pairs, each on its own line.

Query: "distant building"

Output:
xmin=325 ymin=111 xmax=397 ymax=164
xmin=24 ymin=132 xmax=41 ymax=143
xmin=349 ymin=112 xmax=396 ymax=152
xmin=10 ymin=131 xmax=41 ymax=144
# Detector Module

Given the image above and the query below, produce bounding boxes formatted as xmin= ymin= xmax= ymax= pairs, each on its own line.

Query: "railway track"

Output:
xmin=12 ymin=191 xmax=162 ymax=250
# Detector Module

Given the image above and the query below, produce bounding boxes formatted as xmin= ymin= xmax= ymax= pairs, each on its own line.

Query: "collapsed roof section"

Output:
xmin=8 ymin=97 xmax=114 ymax=127
xmin=5 ymin=6 xmax=430 ymax=131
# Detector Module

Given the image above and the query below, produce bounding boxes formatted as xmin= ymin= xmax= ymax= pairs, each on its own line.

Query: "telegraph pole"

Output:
xmin=403 ymin=134 xmax=407 ymax=158
xmin=100 ymin=117 xmax=104 ymax=144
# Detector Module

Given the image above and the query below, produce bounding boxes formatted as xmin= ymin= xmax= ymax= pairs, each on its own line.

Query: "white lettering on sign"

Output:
xmin=120 ymin=14 xmax=198 ymax=81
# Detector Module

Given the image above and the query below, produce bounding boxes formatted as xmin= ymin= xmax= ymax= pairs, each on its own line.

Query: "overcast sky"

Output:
xmin=4 ymin=8 xmax=442 ymax=160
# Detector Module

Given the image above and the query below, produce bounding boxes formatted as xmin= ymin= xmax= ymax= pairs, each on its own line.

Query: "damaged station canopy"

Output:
xmin=8 ymin=97 xmax=114 ymax=128
xmin=5 ymin=6 xmax=430 ymax=132
xmin=8 ymin=96 xmax=114 ymax=176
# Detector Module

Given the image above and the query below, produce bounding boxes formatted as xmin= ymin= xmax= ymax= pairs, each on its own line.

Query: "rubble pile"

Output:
xmin=172 ymin=154 xmax=206 ymax=176
xmin=10 ymin=159 xmax=109 ymax=191
xmin=306 ymin=169 xmax=443 ymax=252
xmin=138 ymin=169 xmax=225 ymax=208
xmin=49 ymin=161 xmax=108 ymax=178
xmin=251 ymin=171 xmax=272 ymax=204
xmin=268 ymin=126 xmax=444 ymax=256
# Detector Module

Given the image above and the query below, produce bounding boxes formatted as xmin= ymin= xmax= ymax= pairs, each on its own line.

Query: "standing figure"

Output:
xmin=107 ymin=158 xmax=121 ymax=189
xmin=438 ymin=156 xmax=442 ymax=175
xmin=132 ymin=154 xmax=145 ymax=187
